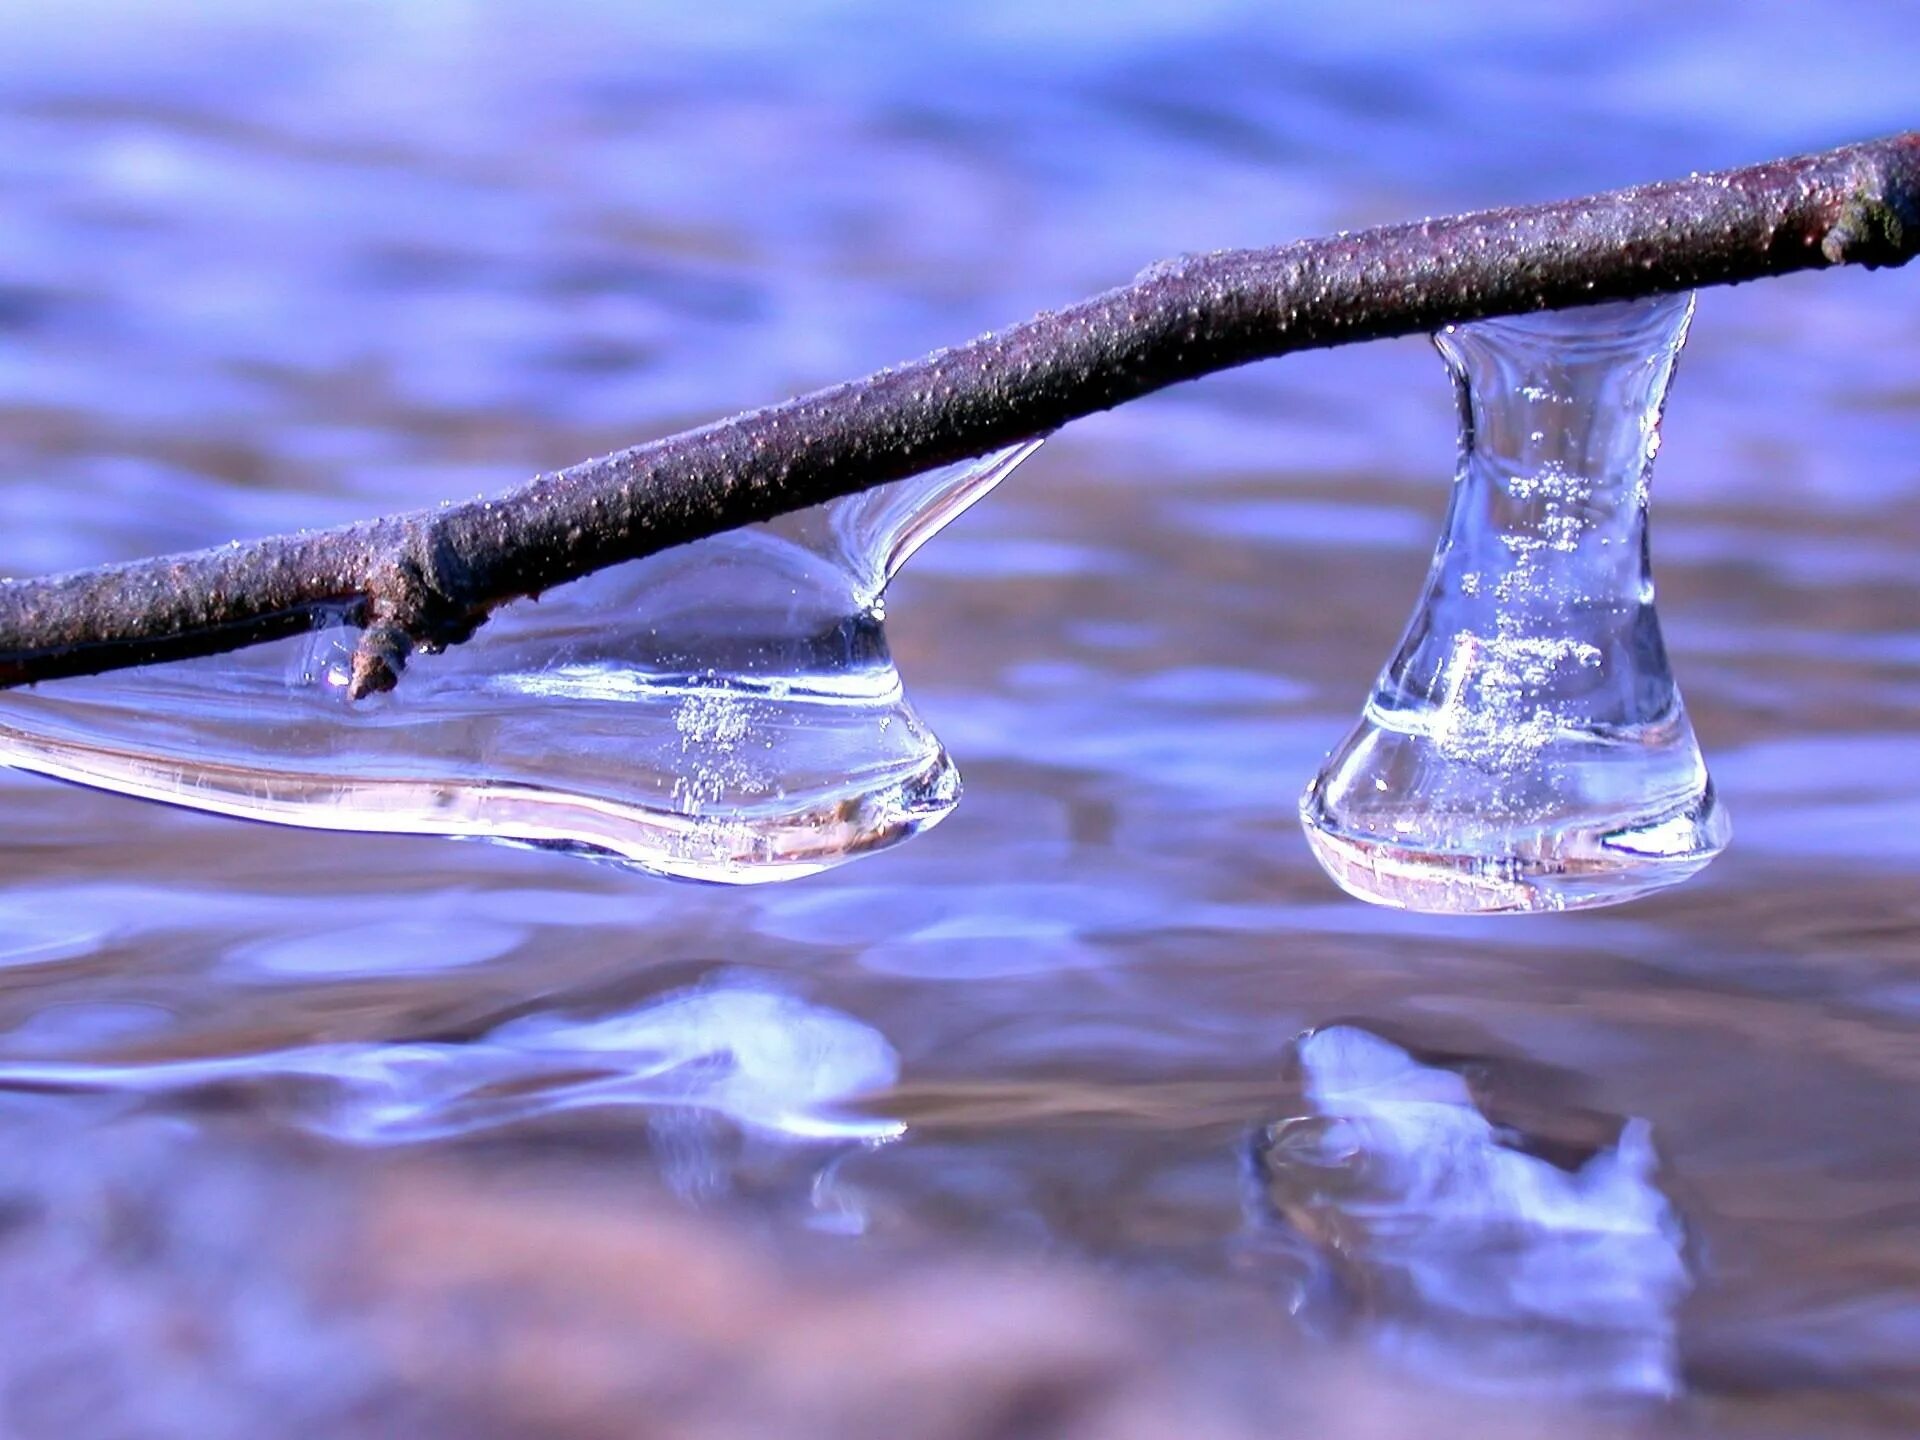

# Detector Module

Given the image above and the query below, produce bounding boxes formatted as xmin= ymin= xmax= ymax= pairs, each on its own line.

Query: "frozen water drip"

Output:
xmin=1300 ymin=295 xmax=1728 ymax=913
xmin=0 ymin=443 xmax=1042 ymax=881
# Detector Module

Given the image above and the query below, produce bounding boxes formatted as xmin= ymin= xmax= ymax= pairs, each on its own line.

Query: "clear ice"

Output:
xmin=0 ymin=442 xmax=1041 ymax=882
xmin=1253 ymin=1026 xmax=1689 ymax=1397
xmin=1300 ymin=294 xmax=1729 ymax=913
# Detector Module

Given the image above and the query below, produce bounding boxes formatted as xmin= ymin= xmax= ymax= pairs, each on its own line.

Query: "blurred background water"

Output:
xmin=1 ymin=2 xmax=1918 ymax=1435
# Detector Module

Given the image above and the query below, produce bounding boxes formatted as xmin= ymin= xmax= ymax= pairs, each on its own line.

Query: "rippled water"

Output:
xmin=2 ymin=2 xmax=1919 ymax=1434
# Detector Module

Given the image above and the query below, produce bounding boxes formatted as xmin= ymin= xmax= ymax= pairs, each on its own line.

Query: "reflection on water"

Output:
xmin=0 ymin=979 xmax=901 ymax=1144
xmin=1253 ymin=1026 xmax=1687 ymax=1398
xmin=1 ymin=0 xmax=1919 ymax=1434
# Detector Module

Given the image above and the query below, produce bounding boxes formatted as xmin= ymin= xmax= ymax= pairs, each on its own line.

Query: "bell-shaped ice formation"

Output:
xmin=1300 ymin=295 xmax=1727 ymax=913
xmin=0 ymin=442 xmax=1040 ymax=882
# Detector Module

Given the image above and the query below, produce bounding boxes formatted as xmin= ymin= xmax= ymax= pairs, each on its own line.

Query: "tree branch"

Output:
xmin=3 ymin=133 xmax=1917 ymax=697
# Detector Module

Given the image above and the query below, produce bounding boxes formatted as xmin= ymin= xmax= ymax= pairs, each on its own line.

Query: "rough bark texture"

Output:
xmin=2 ymin=133 xmax=1916 ymax=697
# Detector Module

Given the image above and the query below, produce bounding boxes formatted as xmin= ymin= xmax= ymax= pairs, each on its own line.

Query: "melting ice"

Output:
xmin=0 ymin=442 xmax=1040 ymax=881
xmin=1300 ymin=294 xmax=1729 ymax=913
xmin=1253 ymin=1025 xmax=1689 ymax=1398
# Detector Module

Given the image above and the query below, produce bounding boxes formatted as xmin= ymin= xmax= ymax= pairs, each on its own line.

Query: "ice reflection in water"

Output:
xmin=1252 ymin=1026 xmax=1688 ymax=1398
xmin=0 ymin=982 xmax=901 ymax=1145
xmin=0 ymin=442 xmax=1040 ymax=884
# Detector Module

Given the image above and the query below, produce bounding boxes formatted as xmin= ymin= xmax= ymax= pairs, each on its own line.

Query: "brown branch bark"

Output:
xmin=3 ymin=133 xmax=1917 ymax=698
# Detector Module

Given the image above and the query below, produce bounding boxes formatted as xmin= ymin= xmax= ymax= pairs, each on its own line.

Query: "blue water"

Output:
xmin=1 ymin=3 xmax=1919 ymax=1434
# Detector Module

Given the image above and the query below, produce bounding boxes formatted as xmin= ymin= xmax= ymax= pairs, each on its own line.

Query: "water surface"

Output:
xmin=2 ymin=3 xmax=1919 ymax=1434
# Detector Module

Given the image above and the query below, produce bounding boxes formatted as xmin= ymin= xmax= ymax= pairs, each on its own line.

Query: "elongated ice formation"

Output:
xmin=0 ymin=442 xmax=1040 ymax=881
xmin=1300 ymin=295 xmax=1728 ymax=912
xmin=1254 ymin=1026 xmax=1689 ymax=1398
